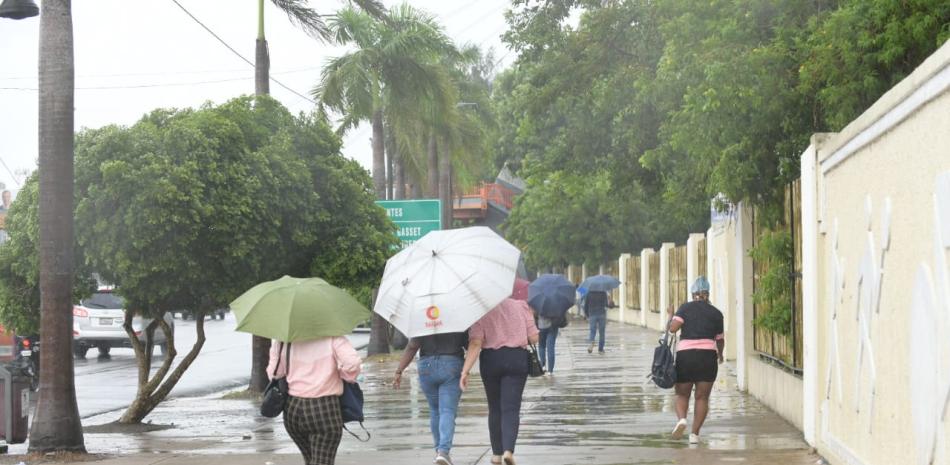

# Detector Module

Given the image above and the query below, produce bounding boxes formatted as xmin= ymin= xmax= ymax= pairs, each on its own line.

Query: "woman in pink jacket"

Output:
xmin=268 ymin=336 xmax=362 ymax=465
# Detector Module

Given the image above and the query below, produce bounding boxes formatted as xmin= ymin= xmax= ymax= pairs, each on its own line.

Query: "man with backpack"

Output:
xmin=583 ymin=290 xmax=610 ymax=353
xmin=536 ymin=311 xmax=567 ymax=373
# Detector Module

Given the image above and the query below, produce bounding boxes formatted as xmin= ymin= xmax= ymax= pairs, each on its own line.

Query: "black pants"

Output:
xmin=480 ymin=347 xmax=529 ymax=455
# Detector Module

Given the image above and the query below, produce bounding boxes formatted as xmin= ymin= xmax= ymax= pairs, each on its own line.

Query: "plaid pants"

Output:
xmin=284 ymin=395 xmax=344 ymax=465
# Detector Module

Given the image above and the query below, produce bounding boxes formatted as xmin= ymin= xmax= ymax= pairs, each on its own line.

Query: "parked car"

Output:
xmin=0 ymin=326 xmax=38 ymax=391
xmin=72 ymin=288 xmax=174 ymax=359
xmin=178 ymin=308 xmax=229 ymax=321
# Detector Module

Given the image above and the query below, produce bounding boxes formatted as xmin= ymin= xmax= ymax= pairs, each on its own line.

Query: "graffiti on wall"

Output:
xmin=910 ymin=171 xmax=950 ymax=465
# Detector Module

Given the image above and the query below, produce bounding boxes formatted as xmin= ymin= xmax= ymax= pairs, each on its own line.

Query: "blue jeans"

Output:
xmin=538 ymin=327 xmax=559 ymax=372
xmin=418 ymin=355 xmax=463 ymax=454
xmin=588 ymin=313 xmax=606 ymax=351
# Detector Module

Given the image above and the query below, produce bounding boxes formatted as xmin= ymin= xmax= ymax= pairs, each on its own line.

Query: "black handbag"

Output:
xmin=340 ymin=381 xmax=370 ymax=441
xmin=527 ymin=343 xmax=545 ymax=377
xmin=260 ymin=342 xmax=291 ymax=418
xmin=649 ymin=325 xmax=677 ymax=389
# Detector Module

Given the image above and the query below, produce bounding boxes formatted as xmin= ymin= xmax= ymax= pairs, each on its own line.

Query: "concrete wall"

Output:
xmin=802 ymin=40 xmax=950 ymax=465
xmin=747 ymin=357 xmax=804 ymax=430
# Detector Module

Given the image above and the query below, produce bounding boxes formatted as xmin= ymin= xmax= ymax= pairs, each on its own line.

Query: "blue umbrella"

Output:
xmin=580 ymin=274 xmax=621 ymax=292
xmin=527 ymin=274 xmax=576 ymax=318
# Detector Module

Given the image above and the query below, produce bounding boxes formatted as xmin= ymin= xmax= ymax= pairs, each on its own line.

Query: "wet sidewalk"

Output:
xmin=4 ymin=319 xmax=819 ymax=465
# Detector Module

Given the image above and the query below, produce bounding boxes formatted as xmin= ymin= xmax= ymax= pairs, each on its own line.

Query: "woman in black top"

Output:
xmin=668 ymin=276 xmax=724 ymax=445
xmin=393 ymin=333 xmax=468 ymax=465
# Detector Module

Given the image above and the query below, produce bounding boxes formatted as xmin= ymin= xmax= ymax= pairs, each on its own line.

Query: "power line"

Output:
xmin=0 ymin=65 xmax=321 ymax=82
xmin=168 ymin=0 xmax=316 ymax=105
xmin=1 ymin=75 xmax=253 ymax=91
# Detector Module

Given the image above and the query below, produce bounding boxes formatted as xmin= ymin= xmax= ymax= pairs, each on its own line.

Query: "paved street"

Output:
xmin=5 ymin=318 xmax=819 ymax=464
xmin=42 ymin=313 xmax=370 ymax=419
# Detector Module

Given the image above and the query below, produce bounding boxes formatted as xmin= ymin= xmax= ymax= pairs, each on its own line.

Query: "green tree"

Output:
xmin=0 ymin=178 xmax=96 ymax=338
xmin=314 ymin=3 xmax=457 ymax=354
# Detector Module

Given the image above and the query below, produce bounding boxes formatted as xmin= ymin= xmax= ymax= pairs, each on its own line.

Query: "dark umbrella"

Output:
xmin=580 ymin=274 xmax=621 ymax=292
xmin=528 ymin=274 xmax=576 ymax=318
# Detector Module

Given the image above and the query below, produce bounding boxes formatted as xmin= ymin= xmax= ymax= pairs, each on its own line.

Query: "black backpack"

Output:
xmin=341 ymin=381 xmax=370 ymax=441
xmin=650 ymin=331 xmax=677 ymax=389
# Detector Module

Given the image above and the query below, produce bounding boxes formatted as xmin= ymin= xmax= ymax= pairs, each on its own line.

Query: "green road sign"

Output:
xmin=376 ymin=199 xmax=442 ymax=247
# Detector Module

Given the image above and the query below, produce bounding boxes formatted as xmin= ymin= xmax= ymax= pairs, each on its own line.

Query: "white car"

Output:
xmin=72 ymin=289 xmax=174 ymax=359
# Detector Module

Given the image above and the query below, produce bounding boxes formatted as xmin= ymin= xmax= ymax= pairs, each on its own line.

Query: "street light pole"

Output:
xmin=0 ymin=0 xmax=38 ymax=19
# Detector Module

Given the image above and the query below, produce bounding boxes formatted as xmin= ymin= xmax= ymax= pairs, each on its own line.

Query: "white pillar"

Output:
xmin=618 ymin=254 xmax=631 ymax=324
xmin=640 ymin=249 xmax=653 ymax=327
xmin=801 ymin=143 xmax=820 ymax=446
xmin=599 ymin=263 xmax=605 ymax=275
xmin=659 ymin=242 xmax=675 ymax=329
xmin=581 ymin=263 xmax=588 ymax=282
xmin=735 ymin=202 xmax=754 ymax=391
xmin=566 ymin=265 xmax=575 ymax=283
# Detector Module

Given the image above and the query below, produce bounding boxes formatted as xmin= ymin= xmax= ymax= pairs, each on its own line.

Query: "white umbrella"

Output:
xmin=374 ymin=226 xmax=521 ymax=338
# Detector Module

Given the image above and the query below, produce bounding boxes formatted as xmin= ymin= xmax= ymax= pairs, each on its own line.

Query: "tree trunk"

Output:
xmin=439 ymin=143 xmax=452 ymax=229
xmin=119 ymin=314 xmax=206 ymax=424
xmin=30 ymin=0 xmax=85 ymax=453
xmin=372 ymin=110 xmax=386 ymax=199
xmin=386 ymin=140 xmax=395 ymax=200
xmin=366 ymin=289 xmax=390 ymax=356
xmin=249 ymin=335 xmax=271 ymax=393
xmin=255 ymin=38 xmax=269 ymax=95
xmin=249 ymin=0 xmax=271 ymax=393
xmin=427 ymin=135 xmax=439 ymax=198
xmin=410 ymin=179 xmax=423 ymax=199
xmin=394 ymin=153 xmax=406 ymax=200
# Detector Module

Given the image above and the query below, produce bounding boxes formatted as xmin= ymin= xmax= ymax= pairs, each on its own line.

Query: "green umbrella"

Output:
xmin=231 ymin=276 xmax=370 ymax=342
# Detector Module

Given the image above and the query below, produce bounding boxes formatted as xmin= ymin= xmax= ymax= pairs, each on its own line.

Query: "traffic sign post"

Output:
xmin=376 ymin=199 xmax=442 ymax=247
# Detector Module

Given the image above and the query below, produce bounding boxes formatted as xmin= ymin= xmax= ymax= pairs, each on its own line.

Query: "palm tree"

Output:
xmin=29 ymin=0 xmax=85 ymax=453
xmin=314 ymin=4 xmax=457 ymax=354
xmin=249 ymin=0 xmax=387 ymax=393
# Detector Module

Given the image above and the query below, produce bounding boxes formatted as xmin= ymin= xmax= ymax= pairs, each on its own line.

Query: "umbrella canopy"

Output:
xmin=231 ymin=276 xmax=370 ymax=342
xmin=512 ymin=278 xmax=530 ymax=301
xmin=374 ymin=226 xmax=521 ymax=338
xmin=528 ymin=274 xmax=576 ymax=318
xmin=580 ymin=274 xmax=621 ymax=292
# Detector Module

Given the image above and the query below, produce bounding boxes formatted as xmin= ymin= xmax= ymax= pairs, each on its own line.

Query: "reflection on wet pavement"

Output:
xmin=39 ymin=319 xmax=818 ymax=464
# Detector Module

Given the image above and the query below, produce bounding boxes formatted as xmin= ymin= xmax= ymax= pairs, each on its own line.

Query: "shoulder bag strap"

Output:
xmin=343 ymin=423 xmax=371 ymax=442
xmin=271 ymin=341 xmax=283 ymax=378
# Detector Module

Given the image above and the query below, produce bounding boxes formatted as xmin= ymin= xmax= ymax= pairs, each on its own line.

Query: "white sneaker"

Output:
xmin=689 ymin=433 xmax=700 ymax=444
xmin=435 ymin=452 xmax=454 ymax=465
xmin=671 ymin=418 xmax=687 ymax=439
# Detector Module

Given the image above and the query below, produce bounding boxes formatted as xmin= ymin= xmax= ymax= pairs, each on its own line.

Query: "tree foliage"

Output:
xmin=496 ymin=0 xmax=950 ymax=268
xmin=0 ymin=95 xmax=395 ymax=423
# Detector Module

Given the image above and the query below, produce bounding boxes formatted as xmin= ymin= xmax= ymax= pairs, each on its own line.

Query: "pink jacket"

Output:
xmin=267 ymin=336 xmax=361 ymax=398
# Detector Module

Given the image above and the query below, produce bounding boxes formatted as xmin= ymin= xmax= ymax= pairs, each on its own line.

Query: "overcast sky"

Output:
xmin=0 ymin=0 xmax=515 ymax=194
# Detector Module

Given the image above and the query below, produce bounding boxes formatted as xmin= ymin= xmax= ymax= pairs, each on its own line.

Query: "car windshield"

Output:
xmin=80 ymin=292 xmax=125 ymax=309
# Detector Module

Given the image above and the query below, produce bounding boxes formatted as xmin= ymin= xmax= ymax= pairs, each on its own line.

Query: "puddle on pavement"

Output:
xmin=7 ymin=324 xmax=815 ymax=464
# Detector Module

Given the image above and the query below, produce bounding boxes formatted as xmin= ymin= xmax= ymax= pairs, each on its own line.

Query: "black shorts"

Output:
xmin=675 ymin=349 xmax=718 ymax=383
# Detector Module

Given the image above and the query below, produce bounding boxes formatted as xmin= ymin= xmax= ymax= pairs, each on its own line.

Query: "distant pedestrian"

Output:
xmin=393 ymin=332 xmax=469 ymax=465
xmin=461 ymin=297 xmax=540 ymax=465
xmin=668 ymin=276 xmax=724 ymax=444
xmin=268 ymin=337 xmax=362 ymax=465
xmin=584 ymin=290 xmax=610 ymax=353
xmin=534 ymin=311 xmax=561 ymax=374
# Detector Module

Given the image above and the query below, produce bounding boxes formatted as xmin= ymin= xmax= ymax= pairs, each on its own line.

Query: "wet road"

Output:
xmin=67 ymin=313 xmax=369 ymax=419
xmin=60 ymin=318 xmax=818 ymax=464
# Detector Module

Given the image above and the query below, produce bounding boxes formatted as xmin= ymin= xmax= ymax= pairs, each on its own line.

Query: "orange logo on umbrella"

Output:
xmin=426 ymin=305 xmax=440 ymax=320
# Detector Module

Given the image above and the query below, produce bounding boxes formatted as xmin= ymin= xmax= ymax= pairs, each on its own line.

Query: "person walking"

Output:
xmin=668 ymin=276 xmax=724 ymax=445
xmin=268 ymin=336 xmax=361 ymax=465
xmin=534 ymin=311 xmax=561 ymax=374
xmin=460 ymin=297 xmax=540 ymax=465
xmin=393 ymin=332 xmax=468 ymax=465
xmin=584 ymin=290 xmax=609 ymax=353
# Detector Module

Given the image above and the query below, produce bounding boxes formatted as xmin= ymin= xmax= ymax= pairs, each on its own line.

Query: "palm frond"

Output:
xmin=269 ymin=0 xmax=331 ymax=41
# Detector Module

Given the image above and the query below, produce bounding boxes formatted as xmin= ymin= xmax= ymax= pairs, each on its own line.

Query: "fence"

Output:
xmin=667 ymin=245 xmax=688 ymax=313
xmin=751 ymin=180 xmax=803 ymax=373
xmin=626 ymin=256 xmax=641 ymax=310
xmin=648 ymin=253 xmax=660 ymax=312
